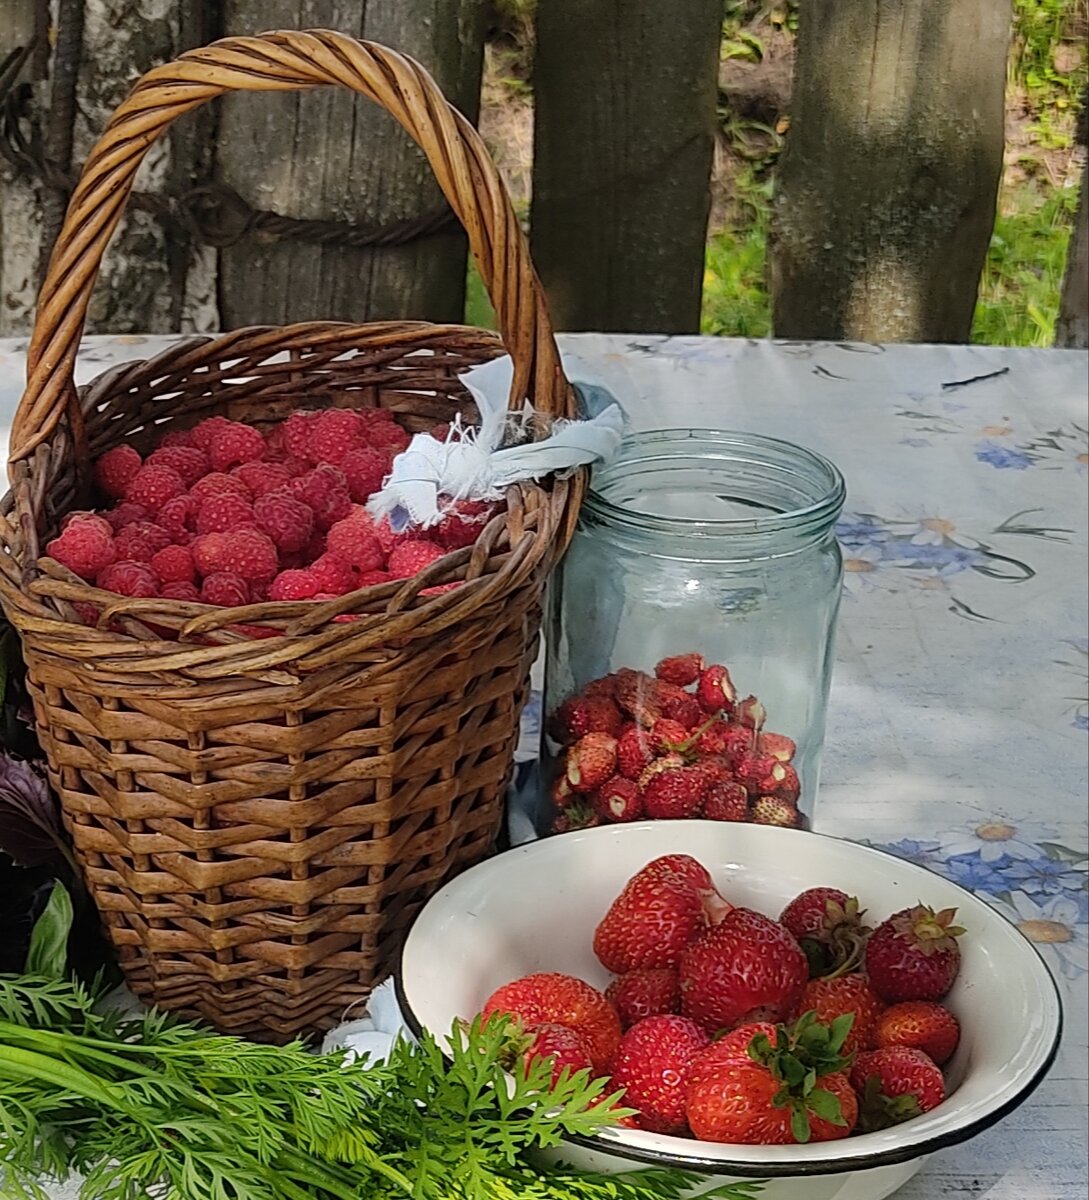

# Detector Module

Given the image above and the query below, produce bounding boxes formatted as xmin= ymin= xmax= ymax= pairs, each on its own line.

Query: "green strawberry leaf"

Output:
xmin=828 ymin=1012 xmax=855 ymax=1055
xmin=790 ymin=1106 xmax=812 ymax=1144
xmin=807 ymin=1086 xmax=847 ymax=1126
xmin=858 ymin=1074 xmax=924 ymax=1132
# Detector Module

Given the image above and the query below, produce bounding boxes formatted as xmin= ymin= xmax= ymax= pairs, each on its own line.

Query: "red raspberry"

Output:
xmin=340 ymin=446 xmax=390 ymax=501
xmin=146 ymin=445 xmax=209 ymax=486
xmin=95 ymin=446 xmax=142 ymax=499
xmin=356 ymin=569 xmax=391 ymax=587
xmin=207 ymin=423 xmax=265 ymax=473
xmin=190 ymin=416 xmax=235 ymax=451
xmin=191 ymin=533 xmax=227 ymax=576
xmin=326 ymin=510 xmax=384 ymax=571
xmin=434 ymin=499 xmax=494 ymax=551
xmin=200 ymin=572 xmax=250 ymax=606
xmin=233 ymin=461 xmax=291 ymax=497
xmin=253 ymin=490 xmax=314 ymax=552
xmin=189 ymin=472 xmax=250 ymax=503
xmin=290 ymin=464 xmax=352 ymax=529
xmin=388 ymin=540 xmax=445 ymax=579
xmin=217 ymin=529 xmax=279 ymax=583
xmin=431 ymin=422 xmax=451 ymax=441
xmin=114 ymin=522 xmax=172 ymax=563
xmin=263 ymin=423 xmax=287 ymax=460
xmin=150 ymin=545 xmax=196 ymax=584
xmin=310 ymin=553 xmax=356 ymax=595
xmin=104 ymin=502 xmax=150 ymax=532
xmin=702 ymin=780 xmax=749 ymax=821
xmin=160 ymin=580 xmax=200 ymax=601
xmin=125 ymin=465 xmax=185 ymax=512
xmin=268 ymin=569 xmax=321 ymax=600
xmin=282 ymin=411 xmax=320 ymax=459
xmin=46 ymin=521 xmax=117 ymax=580
xmin=97 ymin=561 xmax=158 ymax=597
xmin=158 ymin=429 xmax=195 ymax=449
xmin=195 ymin=493 xmax=255 ymax=535
xmin=367 ymin=419 xmax=410 ymax=454
xmin=309 ymin=409 xmax=367 ymax=465
xmin=60 ymin=511 xmax=112 ymax=537
xmin=157 ymin=495 xmax=194 ymax=539
xmin=73 ymin=602 xmax=101 ymax=626
xmin=281 ymin=456 xmax=311 ymax=478
xmin=654 ymin=653 xmax=705 ymax=687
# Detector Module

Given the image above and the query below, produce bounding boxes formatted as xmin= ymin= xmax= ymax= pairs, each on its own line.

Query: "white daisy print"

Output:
xmin=998 ymin=892 xmax=1089 ymax=980
xmin=936 ymin=816 xmax=1061 ymax=862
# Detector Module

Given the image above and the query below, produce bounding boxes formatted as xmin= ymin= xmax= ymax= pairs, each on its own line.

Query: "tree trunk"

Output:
xmin=1056 ymin=164 xmax=1088 ymax=349
xmin=530 ymin=0 xmax=721 ymax=334
xmin=769 ymin=1 xmax=1010 ymax=343
xmin=216 ymin=0 xmax=485 ymax=329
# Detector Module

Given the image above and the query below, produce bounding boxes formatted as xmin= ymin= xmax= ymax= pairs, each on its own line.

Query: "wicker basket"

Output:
xmin=0 ymin=30 xmax=581 ymax=1039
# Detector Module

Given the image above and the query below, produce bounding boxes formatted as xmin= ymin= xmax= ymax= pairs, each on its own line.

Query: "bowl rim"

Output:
xmin=394 ymin=823 xmax=1064 ymax=1179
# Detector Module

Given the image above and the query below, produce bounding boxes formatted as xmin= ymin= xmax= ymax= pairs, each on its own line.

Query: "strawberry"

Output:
xmin=686 ymin=1014 xmax=858 ymax=1144
xmin=780 ymin=888 xmax=871 ymax=978
xmin=642 ymin=766 xmax=709 ymax=819
xmin=696 ymin=664 xmax=736 ymax=714
xmin=874 ymin=1001 xmax=960 ymax=1065
xmin=772 ymin=763 xmax=801 ymax=803
xmin=719 ymin=722 xmax=756 ymax=765
xmin=751 ymin=795 xmax=800 ymax=827
xmin=636 ymin=752 xmax=686 ymax=791
xmin=864 ymin=905 xmax=965 ymax=1002
xmin=609 ymin=1015 xmax=709 ymax=1134
xmin=654 ymin=653 xmax=704 ymax=687
xmin=757 ymin=731 xmax=796 ymax=762
xmin=679 ymin=907 xmax=808 ymax=1032
xmin=702 ymin=780 xmax=750 ymax=821
xmin=735 ymin=695 xmax=767 ymax=730
xmin=850 ymin=1046 xmax=945 ymax=1131
xmin=659 ymin=691 xmax=703 ymax=731
xmin=481 ymin=973 xmax=621 ymax=1073
xmin=592 ymin=776 xmax=644 ymax=823
xmin=613 ymin=671 xmax=664 ymax=727
xmin=606 ymin=968 xmax=681 ymax=1029
xmin=553 ymin=695 xmax=624 ymax=743
xmin=593 ymin=855 xmax=731 ymax=974
xmin=520 ymin=1023 xmax=595 ymax=1087
xmin=615 ymin=724 xmax=654 ymax=779
xmin=734 ymin=752 xmax=787 ymax=793
xmin=550 ymin=800 xmax=601 ymax=833
xmin=647 ymin=718 xmax=692 ymax=754
xmin=794 ymin=975 xmax=884 ymax=1055
xmin=565 ymin=732 xmax=618 ymax=793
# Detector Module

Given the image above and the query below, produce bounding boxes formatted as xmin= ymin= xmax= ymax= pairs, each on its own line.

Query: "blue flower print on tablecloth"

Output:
xmin=975 ymin=441 xmax=1035 ymax=470
xmin=1055 ymin=638 xmax=1088 ymax=731
xmin=942 ymin=853 xmax=1018 ymax=896
xmin=876 ymin=838 xmax=944 ymax=869
xmin=974 ymin=421 xmax=1088 ymax=473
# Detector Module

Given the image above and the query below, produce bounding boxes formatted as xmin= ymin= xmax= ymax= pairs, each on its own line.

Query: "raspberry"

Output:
xmin=191 ymin=472 xmax=250 ymax=503
xmin=125 ymin=465 xmax=185 ymax=512
xmin=326 ymin=510 xmax=384 ymax=571
xmin=73 ymin=602 xmax=101 ymax=626
xmin=309 ymin=409 xmax=367 ymax=465
xmin=356 ymin=569 xmax=391 ymax=587
xmin=207 ymin=423 xmax=265 ymax=473
xmin=289 ymin=464 xmax=351 ymax=529
xmin=146 ymin=445 xmax=209 ymax=486
xmin=191 ymin=533 xmax=228 ymax=576
xmin=47 ymin=521 xmax=117 ymax=580
xmin=195 ymin=493 xmax=255 ymax=535
xmin=160 ymin=580 xmax=200 ymax=601
xmin=217 ymin=529 xmax=279 ymax=583
xmin=431 ymin=422 xmax=451 ymax=441
xmin=157 ymin=495 xmax=194 ymax=539
xmin=104 ymin=502 xmax=150 ymax=532
xmin=201 ymin=572 xmax=251 ymax=606
xmin=655 ymin=653 xmax=705 ymax=687
xmin=60 ymin=511 xmax=112 ymax=537
xmin=388 ymin=540 xmax=445 ymax=579
xmin=281 ymin=456 xmax=311 ymax=478
xmin=158 ymin=429 xmax=196 ymax=449
xmin=282 ymin=411 xmax=320 ymax=459
xmin=268 ymin=569 xmax=320 ymax=600
xmin=95 ymin=446 xmax=142 ymax=499
xmin=434 ymin=499 xmax=494 ymax=551
xmin=702 ymin=780 xmax=749 ymax=822
xmin=340 ymin=446 xmax=390 ymax=501
xmin=97 ymin=561 xmax=158 ymax=597
xmin=233 ymin=461 xmax=291 ymax=497
xmin=190 ymin=416 xmax=235 ymax=451
xmin=114 ymin=522 xmax=172 ymax=563
xmin=310 ymin=553 xmax=356 ymax=594
xmin=263 ymin=424 xmax=288 ymax=460
xmin=149 ymin=545 xmax=196 ymax=584
xmin=372 ymin=515 xmax=405 ymax=556
xmin=254 ymin=490 xmax=314 ymax=552
xmin=367 ymin=419 xmax=410 ymax=454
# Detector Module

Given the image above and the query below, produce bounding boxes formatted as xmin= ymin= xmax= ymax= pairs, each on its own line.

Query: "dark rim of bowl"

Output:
xmin=392 ymin=826 xmax=1065 ymax=1179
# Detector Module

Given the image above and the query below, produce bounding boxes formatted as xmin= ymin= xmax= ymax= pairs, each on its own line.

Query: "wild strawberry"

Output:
xmin=190 ymin=472 xmax=250 ymax=503
xmin=794 ymin=975 xmax=884 ymax=1055
xmin=126 ymin=465 xmax=186 ymax=512
xmin=520 ymin=1023 xmax=595 ymax=1087
xmin=851 ymin=1046 xmax=945 ymax=1131
xmin=97 ymin=561 xmax=158 ymax=598
xmin=636 ymin=752 xmax=686 ymax=792
xmin=696 ymin=664 xmax=736 ymax=713
xmin=551 ymin=799 xmax=601 ymax=833
xmin=660 ymin=692 xmax=702 ymax=730
xmin=565 ymin=732 xmax=618 ymax=793
xmin=615 ymin=724 xmax=654 ymax=779
xmin=686 ymin=1014 xmax=858 ymax=1144
xmin=207 ymin=422 xmax=265 ymax=473
xmin=702 ymin=780 xmax=749 ymax=821
xmin=149 ymin=545 xmax=196 ymax=585
xmin=736 ymin=695 xmax=767 ymax=730
xmin=734 ymin=752 xmax=787 ymax=793
xmin=691 ymin=719 xmax=729 ymax=756
xmin=679 ymin=907 xmax=808 ymax=1032
xmin=864 ymin=906 xmax=965 ymax=1002
xmin=268 ymin=569 xmax=321 ymax=601
xmin=773 ymin=763 xmax=801 ymax=803
xmin=47 ymin=521 xmax=116 ymax=581
xmin=606 ymin=969 xmax=681 ymax=1029
xmin=647 ymin=718 xmax=691 ymax=754
xmin=751 ymin=795 xmax=800 ymax=827
xmin=114 ymin=522 xmax=172 ymax=564
xmin=481 ymin=973 xmax=621 ymax=1074
xmin=874 ymin=1000 xmax=960 ymax=1065
xmin=233 ymin=461 xmax=292 ymax=497
xmin=96 ymin=445 xmax=143 ymax=498
xmin=553 ymin=696 xmax=624 ymax=743
xmin=643 ymin=766 xmax=709 ymax=819
xmin=654 ymin=653 xmax=704 ymax=687
xmin=610 ymin=1015 xmax=709 ymax=1134
xmin=217 ymin=529 xmax=279 ymax=584
xmin=780 ymin=889 xmax=870 ymax=979
xmin=146 ymin=445 xmax=209 ymax=486
xmin=718 ymin=722 xmax=755 ymax=763
xmin=757 ymin=731 xmax=796 ymax=761
xmin=195 ymin=492 xmax=255 ymax=535
xmin=592 ymin=776 xmax=644 ymax=823
xmin=613 ymin=671 xmax=663 ymax=727
xmin=388 ymin=540 xmax=445 ymax=579
xmin=550 ymin=772 xmax=574 ymax=811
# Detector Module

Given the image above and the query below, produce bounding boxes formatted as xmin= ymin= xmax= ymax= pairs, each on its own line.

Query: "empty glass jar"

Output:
xmin=540 ymin=429 xmax=845 ymax=835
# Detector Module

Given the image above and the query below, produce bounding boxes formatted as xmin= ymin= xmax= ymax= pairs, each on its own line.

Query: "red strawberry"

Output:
xmin=865 ymin=905 xmax=965 ymax=1002
xmin=660 ymin=692 xmax=703 ymax=731
xmin=654 ymin=653 xmax=704 ymax=687
xmin=647 ymin=718 xmax=691 ymax=754
xmin=794 ymin=975 xmax=884 ymax=1055
xmin=592 ymin=776 xmax=644 ymax=823
xmin=750 ymin=795 xmax=800 ymax=827
xmin=554 ymin=695 xmax=624 ymax=743
xmin=642 ymin=766 xmax=710 ymax=819
xmin=679 ymin=907 xmax=808 ymax=1032
xmin=481 ymin=973 xmax=620 ymax=1073
xmin=780 ymin=888 xmax=870 ymax=978
xmin=720 ymin=723 xmax=756 ymax=765
xmin=695 ymin=664 xmax=736 ymax=714
xmin=593 ymin=855 xmax=730 ymax=974
xmin=851 ymin=1046 xmax=945 ymax=1131
xmin=520 ymin=1023 xmax=595 ymax=1087
xmin=781 ymin=887 xmax=852 ymax=941
xmin=735 ymin=695 xmax=767 ymax=730
xmin=773 ymin=763 xmax=801 ymax=803
xmin=606 ymin=968 xmax=681 ymax=1029
xmin=686 ymin=1015 xmax=858 ymax=1144
xmin=615 ymin=724 xmax=654 ymax=779
xmin=757 ymin=732 xmax=796 ymax=762
xmin=734 ymin=753 xmax=787 ymax=793
xmin=565 ymin=732 xmax=618 ymax=793
xmin=613 ymin=671 xmax=664 ymax=727
xmin=636 ymin=752 xmax=686 ymax=792
xmin=609 ymin=1015 xmax=709 ymax=1134
xmin=550 ymin=800 xmax=601 ymax=833
xmin=702 ymin=780 xmax=749 ymax=821
xmin=874 ymin=1001 xmax=960 ymax=1066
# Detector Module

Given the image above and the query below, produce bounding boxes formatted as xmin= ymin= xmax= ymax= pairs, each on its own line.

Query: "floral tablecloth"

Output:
xmin=1 ymin=332 xmax=1086 ymax=1200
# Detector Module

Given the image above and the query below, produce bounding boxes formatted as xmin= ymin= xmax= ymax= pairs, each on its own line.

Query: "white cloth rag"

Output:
xmin=320 ymin=977 xmax=409 ymax=1064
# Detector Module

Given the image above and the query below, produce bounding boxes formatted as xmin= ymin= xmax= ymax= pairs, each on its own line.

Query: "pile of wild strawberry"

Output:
xmin=549 ymin=654 xmax=802 ymax=833
xmin=44 ymin=409 xmax=493 ymax=614
xmin=481 ymin=854 xmax=965 ymax=1145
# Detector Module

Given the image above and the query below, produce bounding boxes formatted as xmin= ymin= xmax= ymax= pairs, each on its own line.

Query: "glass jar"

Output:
xmin=540 ymin=429 xmax=845 ymax=835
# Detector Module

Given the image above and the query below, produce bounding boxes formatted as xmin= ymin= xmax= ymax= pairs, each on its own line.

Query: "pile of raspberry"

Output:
xmin=549 ymin=654 xmax=803 ymax=833
xmin=45 ymin=409 xmax=495 ymax=615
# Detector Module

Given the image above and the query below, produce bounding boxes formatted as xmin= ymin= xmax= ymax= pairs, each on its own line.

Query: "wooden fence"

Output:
xmin=0 ymin=0 xmax=1086 ymax=347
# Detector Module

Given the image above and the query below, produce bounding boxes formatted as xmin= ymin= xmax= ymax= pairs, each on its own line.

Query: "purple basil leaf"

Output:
xmin=0 ymin=752 xmax=67 ymax=868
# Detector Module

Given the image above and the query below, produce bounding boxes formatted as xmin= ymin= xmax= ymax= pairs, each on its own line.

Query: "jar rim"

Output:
xmin=584 ymin=428 xmax=846 ymax=538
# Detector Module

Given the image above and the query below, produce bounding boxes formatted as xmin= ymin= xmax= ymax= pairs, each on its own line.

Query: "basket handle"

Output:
xmin=9 ymin=29 xmax=572 ymax=468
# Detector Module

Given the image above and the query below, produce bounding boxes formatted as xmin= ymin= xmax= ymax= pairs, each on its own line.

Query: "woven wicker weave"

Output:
xmin=0 ymin=30 xmax=580 ymax=1039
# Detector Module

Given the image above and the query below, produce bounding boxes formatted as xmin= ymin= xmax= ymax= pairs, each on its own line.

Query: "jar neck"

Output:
xmin=583 ymin=430 xmax=845 ymax=560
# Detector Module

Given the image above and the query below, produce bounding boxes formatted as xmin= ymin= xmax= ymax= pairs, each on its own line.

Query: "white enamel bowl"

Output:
xmin=396 ymin=822 xmax=1061 ymax=1200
